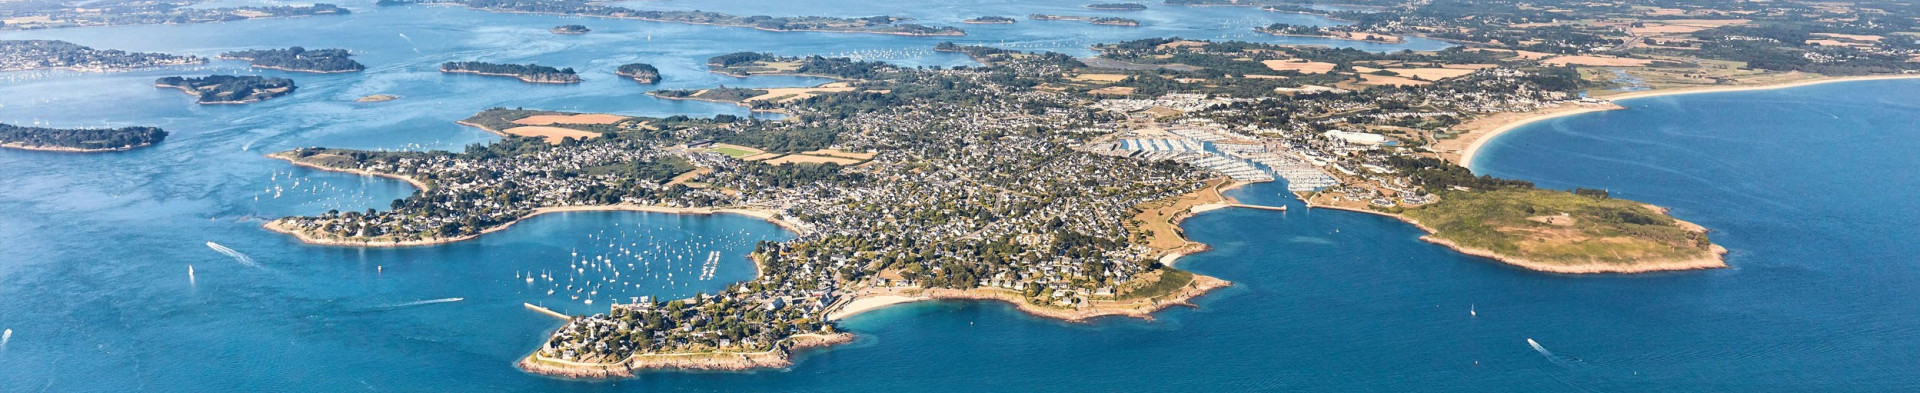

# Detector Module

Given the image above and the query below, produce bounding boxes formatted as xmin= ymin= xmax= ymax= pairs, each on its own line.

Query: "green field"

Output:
xmin=714 ymin=146 xmax=760 ymax=158
xmin=1401 ymin=188 xmax=1714 ymax=265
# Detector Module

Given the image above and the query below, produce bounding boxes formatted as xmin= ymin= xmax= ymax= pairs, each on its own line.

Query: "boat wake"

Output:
xmin=1527 ymin=338 xmax=1554 ymax=359
xmin=384 ymin=297 xmax=465 ymax=309
xmin=2 ymin=328 xmax=11 ymax=349
xmin=206 ymin=242 xmax=260 ymax=268
xmin=1528 ymin=338 xmax=1605 ymax=393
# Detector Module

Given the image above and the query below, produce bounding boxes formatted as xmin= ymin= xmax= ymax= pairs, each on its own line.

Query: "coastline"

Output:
xmin=247 ymin=64 xmax=362 ymax=74
xmin=520 ymin=177 xmax=1241 ymax=378
xmin=154 ymin=83 xmax=290 ymax=105
xmin=215 ymin=57 xmax=362 ymax=74
xmin=265 ymin=151 xmax=811 ymax=245
xmin=437 ymin=6 xmax=965 ymax=37
xmin=1451 ymin=73 xmax=1920 ymax=169
xmin=823 ymin=274 xmax=1232 ymax=323
xmin=1302 ymin=199 xmax=1728 ymax=274
xmin=516 ymin=332 xmax=854 ymax=378
xmin=266 ymin=151 xmax=432 ymax=190
xmin=615 ymin=71 xmax=660 ymax=84
xmin=264 ymin=203 xmax=810 ymax=248
xmin=439 ymin=69 xmax=582 ymax=84
xmin=821 ymin=178 xmax=1246 ymax=323
xmin=1255 ymin=30 xmax=1404 ymax=44
xmin=1 ymin=141 xmax=150 ymax=153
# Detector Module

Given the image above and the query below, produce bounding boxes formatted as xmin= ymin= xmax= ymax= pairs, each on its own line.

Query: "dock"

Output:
xmin=524 ymin=303 xmax=572 ymax=320
xmin=1230 ymin=203 xmax=1289 ymax=211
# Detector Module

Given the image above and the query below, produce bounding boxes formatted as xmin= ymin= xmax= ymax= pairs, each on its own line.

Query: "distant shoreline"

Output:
xmin=1454 ymin=74 xmax=1920 ymax=169
xmin=264 ymin=203 xmax=810 ymax=248
xmin=0 ymin=141 xmax=151 ymax=153
xmin=440 ymin=69 xmax=581 ymax=84
xmin=431 ymin=5 xmax=965 ymax=37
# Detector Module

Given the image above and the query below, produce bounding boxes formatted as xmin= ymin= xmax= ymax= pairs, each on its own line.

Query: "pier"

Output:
xmin=1230 ymin=203 xmax=1289 ymax=212
xmin=524 ymin=303 xmax=572 ymax=320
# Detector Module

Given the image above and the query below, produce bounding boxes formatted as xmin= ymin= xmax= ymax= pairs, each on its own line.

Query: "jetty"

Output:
xmin=1230 ymin=203 xmax=1288 ymax=212
xmin=524 ymin=303 xmax=571 ymax=320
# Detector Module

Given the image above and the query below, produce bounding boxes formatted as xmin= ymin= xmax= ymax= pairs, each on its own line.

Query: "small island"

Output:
xmin=439 ymin=61 xmax=582 ymax=84
xmin=154 ymin=75 xmax=297 ymax=105
xmin=615 ymin=63 xmax=661 ymax=84
xmin=550 ymin=24 xmax=590 ymax=34
xmin=0 ymin=123 xmax=168 ymax=152
xmin=218 ymin=47 xmax=365 ymax=73
xmin=1 ymin=40 xmax=204 ymax=72
xmin=963 ymin=16 xmax=1017 ymax=24
xmin=356 ymin=94 xmax=400 ymax=103
xmin=1085 ymin=3 xmax=1147 ymax=11
xmin=1029 ymin=14 xmax=1141 ymax=26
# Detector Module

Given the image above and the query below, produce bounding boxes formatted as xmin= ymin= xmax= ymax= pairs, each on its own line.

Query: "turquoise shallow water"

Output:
xmin=3 ymin=1 xmax=1918 ymax=390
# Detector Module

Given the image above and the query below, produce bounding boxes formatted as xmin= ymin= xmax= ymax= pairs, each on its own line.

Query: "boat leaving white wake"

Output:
xmin=206 ymin=242 xmax=259 ymax=268
xmin=1528 ymin=338 xmax=1553 ymax=358
xmin=385 ymin=298 xmax=464 ymax=309
xmin=2 ymin=328 xmax=11 ymax=348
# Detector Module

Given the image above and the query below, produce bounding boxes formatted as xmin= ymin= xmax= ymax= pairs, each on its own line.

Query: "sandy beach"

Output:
xmin=1449 ymin=74 xmax=1920 ymax=168
xmin=825 ymin=295 xmax=930 ymax=320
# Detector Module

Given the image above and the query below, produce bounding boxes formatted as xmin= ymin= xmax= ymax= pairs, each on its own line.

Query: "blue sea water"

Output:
xmin=2 ymin=0 xmax=1917 ymax=390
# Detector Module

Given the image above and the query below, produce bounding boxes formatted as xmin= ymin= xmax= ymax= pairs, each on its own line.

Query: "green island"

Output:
xmin=378 ymin=0 xmax=965 ymax=36
xmin=219 ymin=47 xmax=365 ymax=73
xmin=0 ymin=0 xmax=348 ymax=30
xmin=440 ymin=61 xmax=582 ymax=83
xmin=1085 ymin=3 xmax=1148 ymax=11
xmin=255 ymin=0 xmax=1920 ymax=378
xmin=0 ymin=123 xmax=168 ymax=152
xmin=154 ymin=75 xmax=297 ymax=105
xmin=1028 ymin=14 xmax=1141 ymax=26
xmin=0 ymin=40 xmax=203 ymax=72
xmin=962 ymin=16 xmax=1017 ymax=24
xmin=550 ymin=24 xmax=590 ymax=34
xmin=615 ymin=63 xmax=660 ymax=84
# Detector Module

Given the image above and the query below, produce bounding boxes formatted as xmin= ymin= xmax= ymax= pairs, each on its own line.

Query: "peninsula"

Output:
xmin=219 ymin=47 xmax=365 ymax=73
xmin=265 ymin=0 xmax=1920 ymax=377
xmin=440 ymin=61 xmax=582 ymax=83
xmin=154 ymin=75 xmax=297 ymax=104
xmin=0 ymin=40 xmax=203 ymax=72
xmin=0 ymin=123 xmax=167 ymax=152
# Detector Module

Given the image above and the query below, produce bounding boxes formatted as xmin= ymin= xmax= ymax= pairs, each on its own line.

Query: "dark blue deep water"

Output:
xmin=2 ymin=0 xmax=1917 ymax=390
